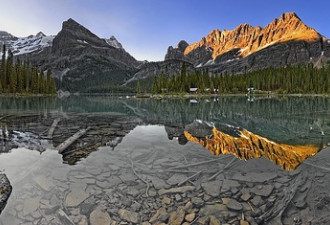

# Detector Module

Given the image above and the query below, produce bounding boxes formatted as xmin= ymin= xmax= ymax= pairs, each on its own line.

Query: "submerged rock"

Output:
xmin=119 ymin=209 xmax=140 ymax=224
xmin=90 ymin=208 xmax=111 ymax=225
xmin=0 ymin=174 xmax=12 ymax=214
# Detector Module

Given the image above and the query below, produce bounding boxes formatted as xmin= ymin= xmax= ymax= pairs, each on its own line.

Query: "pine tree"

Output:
xmin=1 ymin=45 xmax=6 ymax=90
xmin=136 ymin=80 xmax=141 ymax=94
xmin=10 ymin=66 xmax=17 ymax=93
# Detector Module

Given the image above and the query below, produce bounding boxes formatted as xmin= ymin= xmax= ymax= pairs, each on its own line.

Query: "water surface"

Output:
xmin=0 ymin=96 xmax=329 ymax=225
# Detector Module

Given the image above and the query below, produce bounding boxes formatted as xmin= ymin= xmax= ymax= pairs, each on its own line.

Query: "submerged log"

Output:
xmin=57 ymin=127 xmax=91 ymax=154
xmin=47 ymin=118 xmax=61 ymax=139
xmin=0 ymin=174 xmax=12 ymax=214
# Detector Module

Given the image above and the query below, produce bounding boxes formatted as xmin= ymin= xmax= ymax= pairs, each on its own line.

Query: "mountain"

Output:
xmin=1 ymin=13 xmax=329 ymax=91
xmin=0 ymin=31 xmax=17 ymax=47
xmin=0 ymin=31 xmax=54 ymax=57
xmin=105 ymin=35 xmax=123 ymax=49
xmin=165 ymin=12 xmax=329 ymax=74
xmin=1 ymin=19 xmax=142 ymax=92
xmin=125 ymin=59 xmax=195 ymax=84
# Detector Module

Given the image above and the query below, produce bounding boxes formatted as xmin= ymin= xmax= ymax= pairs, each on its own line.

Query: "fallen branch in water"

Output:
xmin=47 ymin=118 xmax=61 ymax=139
xmin=168 ymin=157 xmax=228 ymax=170
xmin=0 ymin=115 xmax=11 ymax=121
xmin=302 ymin=161 xmax=330 ymax=172
xmin=57 ymin=127 xmax=91 ymax=154
xmin=165 ymin=169 xmax=217 ymax=174
xmin=178 ymin=170 xmax=203 ymax=186
xmin=129 ymin=158 xmax=149 ymax=197
xmin=208 ymin=157 xmax=237 ymax=181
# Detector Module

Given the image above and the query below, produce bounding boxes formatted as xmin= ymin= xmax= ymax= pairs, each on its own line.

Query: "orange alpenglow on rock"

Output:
xmin=184 ymin=12 xmax=324 ymax=58
xmin=184 ymin=127 xmax=320 ymax=170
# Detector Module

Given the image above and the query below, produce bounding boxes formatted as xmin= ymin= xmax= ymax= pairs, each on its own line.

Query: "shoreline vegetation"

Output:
xmin=146 ymin=63 xmax=330 ymax=95
xmin=1 ymin=42 xmax=329 ymax=97
xmin=0 ymin=45 xmax=57 ymax=96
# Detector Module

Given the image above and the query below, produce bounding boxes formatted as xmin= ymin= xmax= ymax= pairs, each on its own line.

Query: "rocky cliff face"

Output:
xmin=11 ymin=19 xmax=142 ymax=92
xmin=125 ymin=59 xmax=195 ymax=84
xmin=0 ymin=31 xmax=18 ymax=48
xmin=50 ymin=18 xmax=139 ymax=70
xmin=165 ymin=12 xmax=328 ymax=74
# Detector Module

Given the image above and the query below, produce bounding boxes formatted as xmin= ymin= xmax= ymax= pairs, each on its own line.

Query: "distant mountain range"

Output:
xmin=0 ymin=12 xmax=329 ymax=92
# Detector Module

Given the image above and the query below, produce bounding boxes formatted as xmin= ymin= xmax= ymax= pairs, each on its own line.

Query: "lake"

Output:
xmin=0 ymin=96 xmax=329 ymax=225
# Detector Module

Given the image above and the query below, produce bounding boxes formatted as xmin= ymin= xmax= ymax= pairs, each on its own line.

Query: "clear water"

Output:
xmin=0 ymin=96 xmax=329 ymax=225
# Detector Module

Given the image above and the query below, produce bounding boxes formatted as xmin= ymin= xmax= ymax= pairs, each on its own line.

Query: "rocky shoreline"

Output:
xmin=0 ymin=103 xmax=329 ymax=224
xmin=1 ymin=135 xmax=329 ymax=224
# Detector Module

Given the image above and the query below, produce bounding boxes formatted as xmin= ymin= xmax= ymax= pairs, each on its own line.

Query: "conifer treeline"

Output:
xmin=0 ymin=45 xmax=56 ymax=95
xmin=151 ymin=63 xmax=330 ymax=94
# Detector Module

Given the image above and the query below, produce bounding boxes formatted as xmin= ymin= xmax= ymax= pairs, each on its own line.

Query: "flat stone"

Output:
xmin=150 ymin=176 xmax=170 ymax=190
xmin=126 ymin=187 xmax=140 ymax=197
xmin=185 ymin=212 xmax=195 ymax=222
xmin=90 ymin=208 xmax=111 ymax=225
xmin=227 ymin=199 xmax=243 ymax=211
xmin=209 ymin=215 xmax=221 ymax=225
xmin=131 ymin=202 xmax=142 ymax=212
xmin=221 ymin=180 xmax=241 ymax=193
xmin=240 ymin=220 xmax=249 ymax=225
xmin=251 ymin=195 xmax=264 ymax=207
xmin=149 ymin=207 xmax=169 ymax=223
xmin=251 ymin=185 xmax=273 ymax=197
xmin=292 ymin=191 xmax=308 ymax=209
xmin=232 ymin=172 xmax=277 ymax=183
xmin=65 ymin=188 xmax=89 ymax=207
xmin=52 ymin=168 xmax=69 ymax=181
xmin=168 ymin=207 xmax=185 ymax=225
xmin=77 ymin=216 xmax=88 ymax=225
xmin=158 ymin=186 xmax=195 ymax=195
xmin=221 ymin=198 xmax=231 ymax=205
xmin=175 ymin=194 xmax=182 ymax=201
xmin=166 ymin=174 xmax=188 ymax=186
xmin=87 ymin=167 xmax=103 ymax=176
xmin=201 ymin=180 xmax=222 ymax=197
xmin=119 ymin=209 xmax=139 ymax=224
xmin=161 ymin=197 xmax=171 ymax=205
xmin=184 ymin=201 xmax=192 ymax=211
xmin=191 ymin=197 xmax=204 ymax=206
xmin=268 ymin=195 xmax=277 ymax=203
xmin=34 ymin=175 xmax=53 ymax=191
xmin=119 ymin=173 xmax=136 ymax=182
xmin=57 ymin=209 xmax=75 ymax=225
xmin=23 ymin=197 xmax=40 ymax=216
xmin=276 ymin=176 xmax=292 ymax=184
xmin=199 ymin=204 xmax=227 ymax=216
xmin=95 ymin=181 xmax=112 ymax=189
xmin=142 ymin=222 xmax=151 ymax=225
xmin=241 ymin=192 xmax=251 ymax=201
xmin=197 ymin=216 xmax=209 ymax=225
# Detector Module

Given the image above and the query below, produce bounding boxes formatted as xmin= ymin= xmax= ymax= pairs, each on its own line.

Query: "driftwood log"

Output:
xmin=57 ymin=127 xmax=91 ymax=154
xmin=47 ymin=118 xmax=61 ymax=139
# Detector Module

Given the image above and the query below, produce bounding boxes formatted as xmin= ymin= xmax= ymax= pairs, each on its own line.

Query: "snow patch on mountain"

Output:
xmin=9 ymin=33 xmax=55 ymax=55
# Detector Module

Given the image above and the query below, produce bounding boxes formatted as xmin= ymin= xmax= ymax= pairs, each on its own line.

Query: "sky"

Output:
xmin=0 ymin=0 xmax=329 ymax=61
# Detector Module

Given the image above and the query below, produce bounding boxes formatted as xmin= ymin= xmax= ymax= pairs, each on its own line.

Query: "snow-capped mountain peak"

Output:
xmin=9 ymin=33 xmax=54 ymax=55
xmin=105 ymin=35 xmax=123 ymax=49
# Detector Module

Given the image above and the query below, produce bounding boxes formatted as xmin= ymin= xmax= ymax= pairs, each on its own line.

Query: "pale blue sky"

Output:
xmin=1 ymin=0 xmax=329 ymax=61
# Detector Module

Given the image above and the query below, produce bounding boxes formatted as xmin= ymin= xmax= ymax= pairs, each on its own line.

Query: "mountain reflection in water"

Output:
xmin=184 ymin=126 xmax=322 ymax=170
xmin=0 ymin=96 xmax=329 ymax=166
